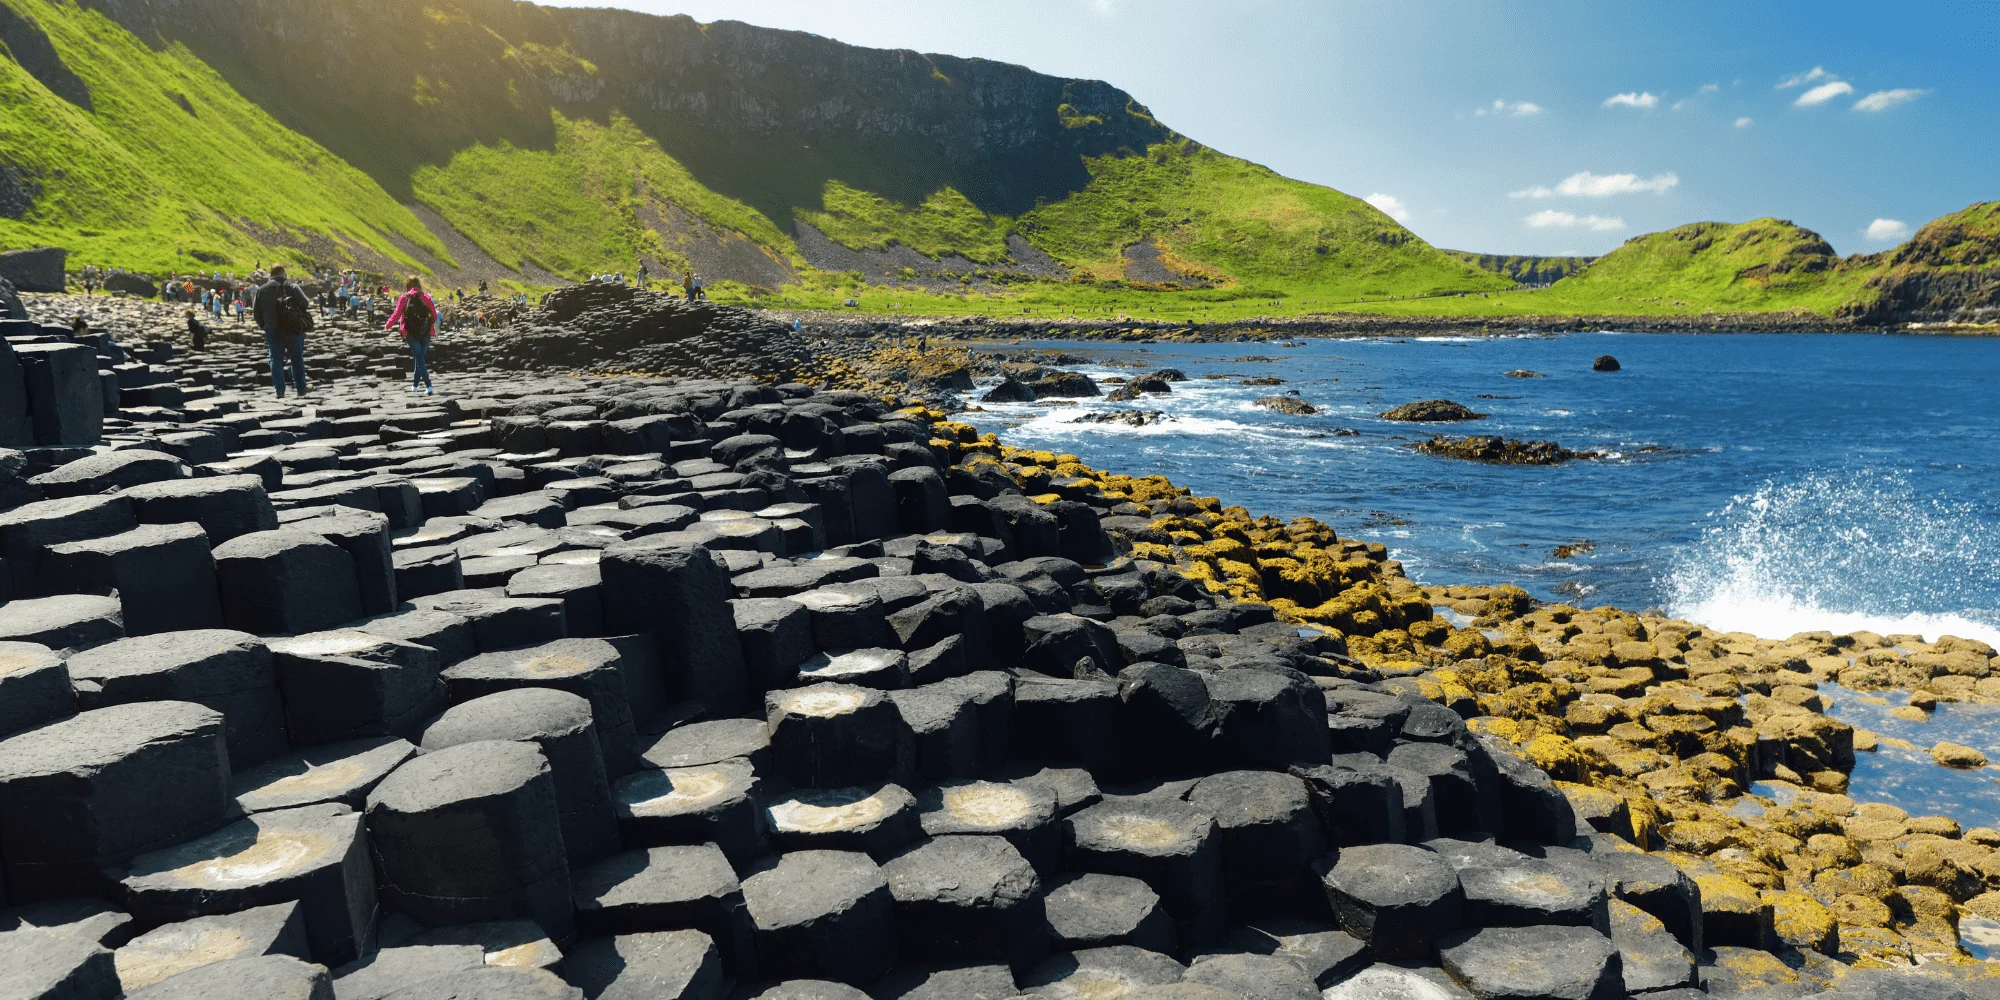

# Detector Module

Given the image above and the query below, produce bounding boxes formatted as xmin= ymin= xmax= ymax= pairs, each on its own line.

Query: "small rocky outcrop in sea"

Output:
xmin=1413 ymin=434 xmax=1596 ymax=465
xmin=1255 ymin=394 xmax=1318 ymax=415
xmin=1105 ymin=375 xmax=1173 ymax=402
xmin=1139 ymin=368 xmax=1187 ymax=383
xmin=1032 ymin=370 xmax=1100 ymax=398
xmin=1242 ymin=376 xmax=1284 ymax=386
xmin=1503 ymin=369 xmax=1546 ymax=379
xmin=1380 ymin=399 xmax=1487 ymax=421
xmin=1593 ymin=355 xmax=1622 ymax=372
xmin=1071 ymin=409 xmax=1166 ymax=427
xmin=981 ymin=378 xmax=1037 ymax=403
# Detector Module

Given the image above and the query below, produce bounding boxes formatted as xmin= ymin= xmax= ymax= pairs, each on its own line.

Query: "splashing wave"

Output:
xmin=1664 ymin=469 xmax=2000 ymax=645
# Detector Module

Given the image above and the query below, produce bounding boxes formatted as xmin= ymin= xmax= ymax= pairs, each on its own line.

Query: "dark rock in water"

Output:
xmin=913 ymin=365 xmax=973 ymax=392
xmin=1103 ymin=384 xmax=1143 ymax=402
xmin=1255 ymin=395 xmax=1318 ymax=415
xmin=1072 ymin=410 xmax=1165 ymax=428
xmin=1032 ymin=371 xmax=1100 ymax=398
xmin=1593 ymin=355 xmax=1621 ymax=372
xmin=981 ymin=378 xmax=1036 ymax=403
xmin=1503 ymin=369 xmax=1546 ymax=379
xmin=1380 ymin=399 xmax=1486 ymax=422
xmin=1412 ymin=435 xmax=1596 ymax=465
xmin=1140 ymin=368 xmax=1187 ymax=383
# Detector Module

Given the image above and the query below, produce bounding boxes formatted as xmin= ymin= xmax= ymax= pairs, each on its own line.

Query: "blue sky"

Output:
xmin=541 ymin=0 xmax=1997 ymax=256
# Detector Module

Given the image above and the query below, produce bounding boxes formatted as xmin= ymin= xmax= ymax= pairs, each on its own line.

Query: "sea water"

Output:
xmin=960 ymin=329 xmax=2000 ymax=848
xmin=960 ymin=331 xmax=2000 ymax=646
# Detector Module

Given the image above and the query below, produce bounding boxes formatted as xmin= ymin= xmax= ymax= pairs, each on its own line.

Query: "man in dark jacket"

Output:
xmin=252 ymin=264 xmax=314 ymax=398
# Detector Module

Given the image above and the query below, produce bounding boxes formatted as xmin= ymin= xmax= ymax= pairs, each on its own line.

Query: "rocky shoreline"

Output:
xmin=781 ymin=308 xmax=1913 ymax=345
xmin=1 ymin=289 xmax=1995 ymax=998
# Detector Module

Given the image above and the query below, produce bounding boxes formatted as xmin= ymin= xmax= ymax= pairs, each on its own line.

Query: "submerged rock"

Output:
xmin=1380 ymin=399 xmax=1486 ymax=422
xmin=1072 ymin=410 xmax=1166 ymax=427
xmin=1502 ymin=370 xmax=1545 ymax=379
xmin=1413 ymin=435 xmax=1595 ymax=465
xmin=1256 ymin=395 xmax=1318 ymax=415
xmin=1033 ymin=370 xmax=1101 ymax=398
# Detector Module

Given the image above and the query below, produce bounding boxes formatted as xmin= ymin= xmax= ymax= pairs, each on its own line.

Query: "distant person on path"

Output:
xmin=683 ymin=272 xmax=694 ymax=301
xmin=385 ymin=275 xmax=439 ymax=394
xmin=692 ymin=273 xmax=705 ymax=300
xmin=253 ymin=263 xmax=315 ymax=398
xmin=637 ymin=263 xmax=649 ymax=290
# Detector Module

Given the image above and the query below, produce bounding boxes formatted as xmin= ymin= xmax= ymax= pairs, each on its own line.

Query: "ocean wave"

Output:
xmin=1664 ymin=469 xmax=2000 ymax=646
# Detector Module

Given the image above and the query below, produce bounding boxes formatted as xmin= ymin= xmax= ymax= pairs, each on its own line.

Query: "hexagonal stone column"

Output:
xmin=117 ymin=802 xmax=376 ymax=965
xmin=1187 ymin=770 xmax=1328 ymax=920
xmin=1436 ymin=924 xmax=1622 ymax=1000
xmin=1043 ymin=872 xmax=1177 ymax=954
xmin=563 ymin=930 xmax=728 ymax=1000
xmin=766 ymin=683 xmax=908 ymax=788
xmin=740 ymin=850 xmax=896 ymax=986
xmin=918 ymin=779 xmax=1062 ymax=875
xmin=883 ymin=835 xmax=1046 ymax=973
xmin=571 ymin=843 xmax=752 ymax=974
xmin=1319 ymin=843 xmax=1463 ymax=961
xmin=110 ymin=901 xmax=308 ymax=993
xmin=441 ymin=638 xmax=642 ymax=776
xmin=66 ymin=630 xmax=286 ymax=766
xmin=0 ymin=702 xmax=231 ymax=901
xmin=612 ymin=759 xmax=767 ymax=865
xmin=213 ymin=529 xmax=363 ymax=636
xmin=421 ymin=688 xmax=619 ymax=869
xmin=365 ymin=740 xmax=573 ymax=940
xmin=0 ymin=640 xmax=72 ymax=737
xmin=1066 ymin=798 xmax=1225 ymax=948
xmin=41 ymin=523 xmax=224 ymax=635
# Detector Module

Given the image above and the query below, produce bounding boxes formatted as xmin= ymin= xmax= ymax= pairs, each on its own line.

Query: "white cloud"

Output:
xmin=1603 ymin=91 xmax=1659 ymax=109
xmin=1699 ymin=83 xmax=1720 ymax=95
xmin=1853 ymin=88 xmax=1929 ymax=112
xmin=1364 ymin=193 xmax=1411 ymax=222
xmin=1794 ymin=80 xmax=1855 ymax=106
xmin=1734 ymin=116 xmax=1755 ymax=128
xmin=1865 ymin=218 xmax=1911 ymax=241
xmin=1476 ymin=99 xmax=1544 ymax=117
xmin=1778 ymin=66 xmax=1831 ymax=89
xmin=1526 ymin=210 xmax=1625 ymax=231
xmin=1510 ymin=171 xmax=1678 ymax=199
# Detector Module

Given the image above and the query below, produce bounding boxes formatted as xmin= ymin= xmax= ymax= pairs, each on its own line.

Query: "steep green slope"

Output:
xmin=0 ymin=0 xmax=443 ymax=272
xmin=411 ymin=110 xmax=798 ymax=280
xmin=1442 ymin=250 xmax=1595 ymax=286
xmin=57 ymin=0 xmax=1497 ymax=302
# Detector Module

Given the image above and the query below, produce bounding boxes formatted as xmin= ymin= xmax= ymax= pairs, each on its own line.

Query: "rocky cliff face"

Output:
xmin=82 ymin=0 xmax=1174 ymax=222
xmin=1841 ymin=202 xmax=2000 ymax=324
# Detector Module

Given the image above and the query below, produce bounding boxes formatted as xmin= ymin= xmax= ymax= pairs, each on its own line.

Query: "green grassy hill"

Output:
xmin=1 ymin=0 xmax=1499 ymax=306
xmin=0 ymin=0 xmax=1987 ymax=323
xmin=1442 ymin=250 xmax=1595 ymax=287
xmin=0 ymin=0 xmax=445 ymax=272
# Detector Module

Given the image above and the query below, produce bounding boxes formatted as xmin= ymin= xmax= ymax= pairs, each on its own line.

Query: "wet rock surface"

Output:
xmin=0 ymin=289 xmax=1988 ymax=999
xmin=1412 ymin=434 xmax=1596 ymax=465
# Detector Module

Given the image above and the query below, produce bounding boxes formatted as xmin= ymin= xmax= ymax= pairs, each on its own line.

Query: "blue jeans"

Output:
xmin=266 ymin=332 xmax=306 ymax=396
xmin=408 ymin=336 xmax=432 ymax=388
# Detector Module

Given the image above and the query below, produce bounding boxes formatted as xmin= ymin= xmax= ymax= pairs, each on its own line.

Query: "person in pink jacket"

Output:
xmin=384 ymin=275 xmax=439 ymax=394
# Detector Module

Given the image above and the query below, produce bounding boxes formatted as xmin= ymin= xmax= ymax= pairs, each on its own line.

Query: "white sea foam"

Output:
xmin=1665 ymin=470 xmax=2000 ymax=646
